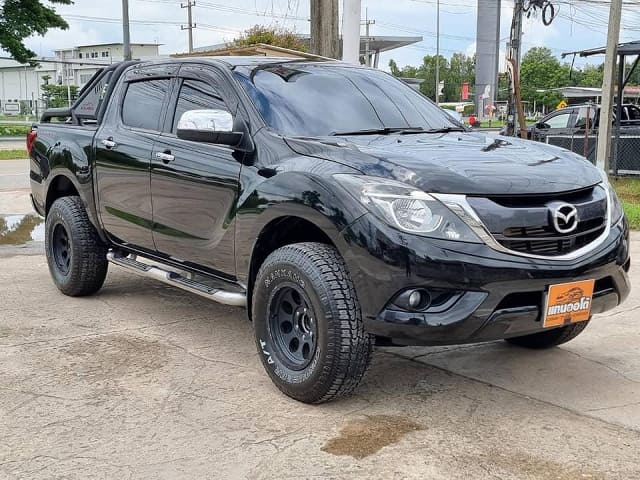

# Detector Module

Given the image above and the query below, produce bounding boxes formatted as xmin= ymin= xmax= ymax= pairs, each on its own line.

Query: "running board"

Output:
xmin=106 ymin=252 xmax=247 ymax=307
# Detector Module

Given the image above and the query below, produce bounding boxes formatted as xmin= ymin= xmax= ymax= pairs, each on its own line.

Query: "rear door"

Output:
xmin=150 ymin=64 xmax=241 ymax=277
xmin=94 ymin=65 xmax=175 ymax=250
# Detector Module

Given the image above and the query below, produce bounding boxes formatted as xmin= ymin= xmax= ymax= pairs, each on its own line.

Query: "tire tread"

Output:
xmin=46 ymin=196 xmax=108 ymax=297
xmin=254 ymin=242 xmax=373 ymax=403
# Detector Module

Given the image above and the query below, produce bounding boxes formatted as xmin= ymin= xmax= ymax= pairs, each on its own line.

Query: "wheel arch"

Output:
xmin=246 ymin=215 xmax=339 ymax=321
xmin=44 ymin=171 xmax=108 ymax=243
xmin=45 ymin=174 xmax=80 ymax=214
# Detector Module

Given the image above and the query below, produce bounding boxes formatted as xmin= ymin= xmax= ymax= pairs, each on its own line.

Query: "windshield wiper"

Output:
xmin=330 ymin=127 xmax=426 ymax=136
xmin=329 ymin=126 xmax=465 ymax=136
xmin=421 ymin=127 xmax=466 ymax=134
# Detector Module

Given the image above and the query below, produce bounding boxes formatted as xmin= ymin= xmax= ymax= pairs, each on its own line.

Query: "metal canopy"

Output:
xmin=562 ymin=40 xmax=640 ymax=58
xmin=297 ymin=35 xmax=422 ymax=54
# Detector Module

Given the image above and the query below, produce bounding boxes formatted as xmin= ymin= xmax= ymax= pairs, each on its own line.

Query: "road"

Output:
xmin=1 ymin=159 xmax=639 ymax=479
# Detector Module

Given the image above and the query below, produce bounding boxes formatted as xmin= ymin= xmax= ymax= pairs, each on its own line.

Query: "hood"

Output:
xmin=285 ymin=131 xmax=602 ymax=196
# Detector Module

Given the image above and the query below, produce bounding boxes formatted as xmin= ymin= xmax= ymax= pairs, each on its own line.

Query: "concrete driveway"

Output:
xmin=1 ymin=160 xmax=639 ymax=479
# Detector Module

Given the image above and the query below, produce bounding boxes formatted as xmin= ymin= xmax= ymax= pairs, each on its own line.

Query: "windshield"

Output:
xmin=233 ymin=63 xmax=458 ymax=137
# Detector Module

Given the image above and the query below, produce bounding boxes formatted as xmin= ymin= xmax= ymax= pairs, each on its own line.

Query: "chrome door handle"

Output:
xmin=156 ymin=152 xmax=175 ymax=163
xmin=100 ymin=138 xmax=116 ymax=149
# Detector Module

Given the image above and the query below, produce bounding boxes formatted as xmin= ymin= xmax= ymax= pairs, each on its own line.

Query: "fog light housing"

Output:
xmin=408 ymin=290 xmax=423 ymax=308
xmin=393 ymin=288 xmax=432 ymax=311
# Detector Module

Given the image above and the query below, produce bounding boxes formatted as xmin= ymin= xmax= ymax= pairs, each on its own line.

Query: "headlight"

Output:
xmin=598 ymin=170 xmax=624 ymax=225
xmin=334 ymin=174 xmax=481 ymax=243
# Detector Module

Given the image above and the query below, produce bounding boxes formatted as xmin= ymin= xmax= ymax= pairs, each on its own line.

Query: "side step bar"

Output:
xmin=107 ymin=252 xmax=247 ymax=307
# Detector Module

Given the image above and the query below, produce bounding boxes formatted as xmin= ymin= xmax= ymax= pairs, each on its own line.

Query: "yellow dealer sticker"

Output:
xmin=543 ymin=279 xmax=595 ymax=328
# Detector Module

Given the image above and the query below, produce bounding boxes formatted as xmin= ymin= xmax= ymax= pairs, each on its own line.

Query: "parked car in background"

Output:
xmin=500 ymin=103 xmax=640 ymax=139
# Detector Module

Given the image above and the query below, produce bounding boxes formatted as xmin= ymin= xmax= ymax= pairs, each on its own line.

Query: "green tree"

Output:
xmin=230 ymin=25 xmax=307 ymax=52
xmin=446 ymin=53 xmax=475 ymax=102
xmin=41 ymin=83 xmax=78 ymax=108
xmin=579 ymin=64 xmax=604 ymax=87
xmin=520 ymin=47 xmax=571 ymax=110
xmin=0 ymin=0 xmax=71 ymax=63
xmin=389 ymin=54 xmax=475 ymax=103
xmin=626 ymin=61 xmax=640 ymax=86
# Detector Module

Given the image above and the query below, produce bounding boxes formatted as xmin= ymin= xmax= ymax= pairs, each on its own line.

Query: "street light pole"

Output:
xmin=122 ymin=0 xmax=132 ymax=61
xmin=435 ymin=0 xmax=440 ymax=105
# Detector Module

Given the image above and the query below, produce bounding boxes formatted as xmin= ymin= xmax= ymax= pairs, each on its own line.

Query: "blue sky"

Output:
xmin=22 ymin=0 xmax=640 ymax=70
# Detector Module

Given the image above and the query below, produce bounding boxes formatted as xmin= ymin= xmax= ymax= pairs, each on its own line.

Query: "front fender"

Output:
xmin=234 ymin=170 xmax=367 ymax=283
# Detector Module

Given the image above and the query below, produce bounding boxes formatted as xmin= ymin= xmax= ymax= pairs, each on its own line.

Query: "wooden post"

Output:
xmin=310 ymin=0 xmax=339 ymax=59
xmin=595 ymin=0 xmax=622 ymax=172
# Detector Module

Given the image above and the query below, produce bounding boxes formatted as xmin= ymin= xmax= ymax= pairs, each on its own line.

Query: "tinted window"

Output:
xmin=543 ymin=113 xmax=571 ymax=129
xmin=172 ymin=79 xmax=228 ymax=133
xmin=626 ymin=105 xmax=640 ymax=121
xmin=122 ymin=79 xmax=170 ymax=130
xmin=574 ymin=106 xmax=596 ymax=129
xmin=234 ymin=64 xmax=456 ymax=137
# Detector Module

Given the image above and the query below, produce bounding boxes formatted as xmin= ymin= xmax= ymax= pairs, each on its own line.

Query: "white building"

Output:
xmin=0 ymin=58 xmax=55 ymax=116
xmin=53 ymin=43 xmax=161 ymax=87
xmin=0 ymin=42 xmax=161 ymax=116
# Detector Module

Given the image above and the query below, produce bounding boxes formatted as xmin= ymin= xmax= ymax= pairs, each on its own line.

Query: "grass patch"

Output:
xmin=0 ymin=124 xmax=30 ymax=136
xmin=0 ymin=149 xmax=27 ymax=160
xmin=611 ymin=176 xmax=640 ymax=229
xmin=621 ymin=201 xmax=640 ymax=230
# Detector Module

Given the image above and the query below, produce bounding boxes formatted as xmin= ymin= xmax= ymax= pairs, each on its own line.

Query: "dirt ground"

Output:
xmin=1 ymin=159 xmax=640 ymax=479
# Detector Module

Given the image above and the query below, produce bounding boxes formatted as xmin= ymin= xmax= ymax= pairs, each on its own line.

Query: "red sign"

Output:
xmin=461 ymin=82 xmax=469 ymax=101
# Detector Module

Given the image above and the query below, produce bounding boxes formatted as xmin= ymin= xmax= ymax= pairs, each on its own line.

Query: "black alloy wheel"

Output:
xmin=268 ymin=284 xmax=318 ymax=370
xmin=51 ymin=223 xmax=72 ymax=275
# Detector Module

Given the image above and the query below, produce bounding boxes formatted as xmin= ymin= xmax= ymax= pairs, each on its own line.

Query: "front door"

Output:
xmin=95 ymin=66 xmax=174 ymax=250
xmin=532 ymin=110 xmax=576 ymax=142
xmin=150 ymin=67 xmax=241 ymax=277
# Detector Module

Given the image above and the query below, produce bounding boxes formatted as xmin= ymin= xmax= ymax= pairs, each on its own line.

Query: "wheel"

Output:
xmin=45 ymin=196 xmax=108 ymax=296
xmin=252 ymin=242 xmax=373 ymax=404
xmin=505 ymin=320 xmax=590 ymax=349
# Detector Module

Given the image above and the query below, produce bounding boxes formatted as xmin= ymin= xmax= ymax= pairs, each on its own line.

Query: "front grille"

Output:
xmin=468 ymin=187 xmax=608 ymax=257
xmin=495 ymin=218 xmax=606 ymax=256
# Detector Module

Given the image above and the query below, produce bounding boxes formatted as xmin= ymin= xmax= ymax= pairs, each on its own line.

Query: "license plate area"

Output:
xmin=543 ymin=279 xmax=595 ymax=328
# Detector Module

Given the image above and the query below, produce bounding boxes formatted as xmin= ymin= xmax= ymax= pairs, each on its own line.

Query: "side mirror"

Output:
xmin=176 ymin=109 xmax=244 ymax=147
xmin=535 ymin=122 xmax=548 ymax=130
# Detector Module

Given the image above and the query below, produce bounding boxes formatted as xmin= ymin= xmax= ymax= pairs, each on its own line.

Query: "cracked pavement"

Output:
xmin=1 ymin=165 xmax=640 ymax=479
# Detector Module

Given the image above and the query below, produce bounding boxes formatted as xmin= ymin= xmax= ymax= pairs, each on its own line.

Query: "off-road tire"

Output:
xmin=45 ymin=196 xmax=108 ymax=296
xmin=252 ymin=242 xmax=373 ymax=404
xmin=505 ymin=320 xmax=590 ymax=349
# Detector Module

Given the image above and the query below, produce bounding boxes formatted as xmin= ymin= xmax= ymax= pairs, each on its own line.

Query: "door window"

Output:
xmin=542 ymin=112 xmax=572 ymax=129
xmin=172 ymin=79 xmax=228 ymax=133
xmin=122 ymin=79 xmax=171 ymax=131
xmin=574 ymin=106 xmax=596 ymax=129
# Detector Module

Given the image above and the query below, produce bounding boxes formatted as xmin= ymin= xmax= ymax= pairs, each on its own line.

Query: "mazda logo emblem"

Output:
xmin=550 ymin=203 xmax=579 ymax=233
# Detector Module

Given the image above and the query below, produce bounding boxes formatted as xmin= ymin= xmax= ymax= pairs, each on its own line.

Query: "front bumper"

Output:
xmin=341 ymin=214 xmax=631 ymax=346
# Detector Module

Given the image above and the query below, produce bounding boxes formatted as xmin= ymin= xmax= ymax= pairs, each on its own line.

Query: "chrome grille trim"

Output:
xmin=434 ymin=184 xmax=613 ymax=261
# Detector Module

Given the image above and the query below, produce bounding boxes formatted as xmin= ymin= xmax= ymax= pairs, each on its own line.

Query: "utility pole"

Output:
xmin=122 ymin=0 xmax=131 ymax=61
xmin=363 ymin=9 xmax=375 ymax=67
xmin=310 ymin=0 xmax=339 ymax=59
xmin=435 ymin=0 xmax=440 ymax=105
xmin=595 ymin=0 xmax=622 ymax=172
xmin=181 ymin=1 xmax=196 ymax=54
xmin=342 ymin=0 xmax=361 ymax=64
xmin=506 ymin=0 xmax=524 ymax=137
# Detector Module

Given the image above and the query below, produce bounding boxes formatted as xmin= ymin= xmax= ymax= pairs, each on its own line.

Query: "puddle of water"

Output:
xmin=0 ymin=214 xmax=44 ymax=245
xmin=321 ymin=415 xmax=422 ymax=459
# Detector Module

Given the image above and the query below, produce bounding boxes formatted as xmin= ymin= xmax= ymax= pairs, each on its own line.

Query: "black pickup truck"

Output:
xmin=29 ymin=58 xmax=630 ymax=403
